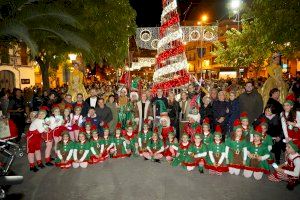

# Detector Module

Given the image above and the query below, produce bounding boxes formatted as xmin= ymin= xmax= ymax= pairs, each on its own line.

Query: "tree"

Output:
xmin=0 ymin=0 xmax=137 ymax=90
xmin=245 ymin=0 xmax=300 ymax=54
xmin=212 ymin=23 xmax=272 ymax=76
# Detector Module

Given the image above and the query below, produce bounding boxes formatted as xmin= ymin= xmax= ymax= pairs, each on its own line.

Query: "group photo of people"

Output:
xmin=1 ymin=72 xmax=299 ymax=191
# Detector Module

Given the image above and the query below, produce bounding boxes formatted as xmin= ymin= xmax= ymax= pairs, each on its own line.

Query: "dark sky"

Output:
xmin=129 ymin=0 xmax=227 ymax=27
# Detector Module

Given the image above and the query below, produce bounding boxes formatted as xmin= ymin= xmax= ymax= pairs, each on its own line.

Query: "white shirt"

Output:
xmin=46 ymin=115 xmax=64 ymax=130
xmin=90 ymin=97 xmax=97 ymax=108
xmin=29 ymin=119 xmax=47 ymax=133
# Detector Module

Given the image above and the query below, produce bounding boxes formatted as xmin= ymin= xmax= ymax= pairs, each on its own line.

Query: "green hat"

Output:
xmin=240 ymin=112 xmax=248 ymax=121
xmin=155 ymin=100 xmax=167 ymax=116
xmin=284 ymin=100 xmax=294 ymax=106
xmin=288 ymin=141 xmax=299 ymax=152
xmin=194 ymin=133 xmax=203 ymax=139
xmin=253 ymin=130 xmax=262 ymax=137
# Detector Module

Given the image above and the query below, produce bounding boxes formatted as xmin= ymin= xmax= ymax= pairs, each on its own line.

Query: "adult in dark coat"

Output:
xmin=95 ymin=98 xmax=113 ymax=136
xmin=239 ymin=81 xmax=263 ymax=124
xmin=212 ymin=91 xmax=229 ymax=135
xmin=151 ymin=89 xmax=168 ymax=125
xmin=266 ymin=88 xmax=283 ymax=115
xmin=227 ymin=91 xmax=240 ymax=134
xmin=82 ymin=88 xmax=99 ymax=117
xmin=200 ymin=95 xmax=213 ymax=124
xmin=7 ymin=89 xmax=25 ymax=142
xmin=167 ymin=92 xmax=181 ymax=138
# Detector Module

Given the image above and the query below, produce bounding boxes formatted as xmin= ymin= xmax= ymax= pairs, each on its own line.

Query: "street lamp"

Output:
xmin=230 ymin=0 xmax=242 ymax=30
xmin=201 ymin=15 xmax=208 ymax=23
xmin=198 ymin=14 xmax=208 ymax=79
xmin=68 ymin=53 xmax=77 ymax=61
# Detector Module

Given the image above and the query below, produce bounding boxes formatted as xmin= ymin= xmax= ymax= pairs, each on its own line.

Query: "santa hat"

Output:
xmin=115 ymin=122 xmax=122 ymax=130
xmin=188 ymin=108 xmax=201 ymax=123
xmin=288 ymin=141 xmax=299 ymax=153
xmin=233 ymin=119 xmax=242 ymax=131
xmin=214 ymin=125 xmax=222 ymax=138
xmin=144 ymin=119 xmax=150 ymax=125
xmin=64 ymin=104 xmax=73 ymax=111
xmin=103 ymin=123 xmax=110 ymax=131
xmin=202 ymin=117 xmax=210 ymax=127
xmin=91 ymin=125 xmax=97 ymax=131
xmin=259 ymin=118 xmax=268 ymax=128
xmin=39 ymin=106 xmax=49 ymax=113
xmin=155 ymin=100 xmax=168 ymax=117
xmin=51 ymin=104 xmax=60 ymax=112
xmin=286 ymin=93 xmax=296 ymax=102
xmin=240 ymin=112 xmax=249 ymax=121
xmin=85 ymin=119 xmax=92 ymax=127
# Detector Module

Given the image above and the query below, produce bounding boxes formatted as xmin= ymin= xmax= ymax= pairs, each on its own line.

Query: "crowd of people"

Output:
xmin=0 ymin=75 xmax=300 ymax=191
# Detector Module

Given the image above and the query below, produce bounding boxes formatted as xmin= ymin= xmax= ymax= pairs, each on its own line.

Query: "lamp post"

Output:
xmin=198 ymin=15 xmax=208 ymax=79
xmin=230 ymin=0 xmax=241 ymax=30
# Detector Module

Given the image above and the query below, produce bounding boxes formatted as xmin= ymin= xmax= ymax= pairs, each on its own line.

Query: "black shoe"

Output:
xmin=38 ymin=163 xmax=45 ymax=168
xmin=144 ymin=157 xmax=149 ymax=161
xmin=154 ymin=159 xmax=161 ymax=163
xmin=50 ymin=157 xmax=55 ymax=161
xmin=286 ymin=184 xmax=295 ymax=191
xmin=199 ymin=169 xmax=204 ymax=174
xmin=30 ymin=166 xmax=39 ymax=172
xmin=45 ymin=162 xmax=54 ymax=166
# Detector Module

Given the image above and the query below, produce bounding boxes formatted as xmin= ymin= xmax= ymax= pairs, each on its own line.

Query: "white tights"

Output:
xmin=229 ymin=167 xmax=240 ymax=175
xmin=243 ymin=170 xmax=263 ymax=180
xmin=72 ymin=162 xmax=88 ymax=168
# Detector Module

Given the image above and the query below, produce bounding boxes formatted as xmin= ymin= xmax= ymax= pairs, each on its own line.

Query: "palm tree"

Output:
xmin=0 ymin=0 xmax=91 ymax=89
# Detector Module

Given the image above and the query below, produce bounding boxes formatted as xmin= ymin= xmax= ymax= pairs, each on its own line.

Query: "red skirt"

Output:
xmin=70 ymin=124 xmax=80 ymax=131
xmin=52 ymin=126 xmax=67 ymax=137
xmin=205 ymin=164 xmax=229 ymax=172
xmin=41 ymin=131 xmax=53 ymax=142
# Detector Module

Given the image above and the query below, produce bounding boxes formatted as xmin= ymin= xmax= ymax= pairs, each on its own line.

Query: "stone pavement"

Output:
xmin=6 ymin=155 xmax=300 ymax=200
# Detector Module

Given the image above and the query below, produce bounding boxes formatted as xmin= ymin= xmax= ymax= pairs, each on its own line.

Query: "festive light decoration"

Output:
xmin=135 ymin=26 xmax=218 ymax=50
xmin=152 ymin=0 xmax=191 ymax=91
xmin=129 ymin=57 xmax=156 ymax=71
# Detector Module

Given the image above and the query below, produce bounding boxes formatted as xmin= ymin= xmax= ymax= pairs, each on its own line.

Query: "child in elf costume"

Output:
xmin=143 ymin=132 xmax=164 ymax=163
xmin=81 ymin=119 xmax=93 ymax=140
xmin=205 ymin=125 xmax=228 ymax=175
xmin=112 ymin=126 xmax=128 ymax=158
xmin=202 ymin=117 xmax=213 ymax=146
xmin=69 ymin=105 xmax=83 ymax=141
xmin=89 ymin=128 xmax=102 ymax=164
xmin=72 ymin=132 xmax=90 ymax=168
xmin=138 ymin=119 xmax=153 ymax=156
xmin=243 ymin=131 xmax=270 ymax=180
xmin=164 ymin=131 xmax=179 ymax=162
xmin=225 ymin=120 xmax=247 ymax=176
xmin=268 ymin=141 xmax=300 ymax=190
xmin=55 ymin=131 xmax=74 ymax=169
xmin=46 ymin=104 xmax=64 ymax=154
xmin=123 ymin=121 xmax=139 ymax=157
xmin=172 ymin=133 xmax=195 ymax=171
xmin=154 ymin=100 xmax=175 ymax=145
xmin=256 ymin=123 xmax=274 ymax=164
xmin=27 ymin=107 xmax=49 ymax=172
xmin=188 ymin=133 xmax=207 ymax=173
xmin=183 ymin=108 xmax=202 ymax=142
xmin=98 ymin=123 xmax=115 ymax=161
xmin=240 ymin=112 xmax=254 ymax=142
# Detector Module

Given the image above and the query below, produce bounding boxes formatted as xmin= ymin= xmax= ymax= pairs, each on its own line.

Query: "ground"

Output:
xmin=6 ymin=152 xmax=300 ymax=200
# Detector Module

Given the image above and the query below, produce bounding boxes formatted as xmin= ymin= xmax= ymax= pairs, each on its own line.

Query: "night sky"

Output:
xmin=129 ymin=0 xmax=228 ymax=27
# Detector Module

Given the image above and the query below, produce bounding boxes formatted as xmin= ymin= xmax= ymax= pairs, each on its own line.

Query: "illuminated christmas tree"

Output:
xmin=152 ymin=0 xmax=190 ymax=91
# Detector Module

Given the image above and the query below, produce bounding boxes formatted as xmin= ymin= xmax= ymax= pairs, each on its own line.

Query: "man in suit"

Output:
xmin=82 ymin=88 xmax=99 ymax=117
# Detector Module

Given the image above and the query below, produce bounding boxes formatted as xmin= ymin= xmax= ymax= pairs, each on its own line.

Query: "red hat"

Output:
xmin=116 ymin=122 xmax=122 ymax=130
xmin=91 ymin=125 xmax=97 ymax=131
xmin=286 ymin=93 xmax=296 ymax=102
xmin=103 ymin=123 xmax=110 ymax=130
xmin=215 ymin=125 xmax=222 ymax=133
xmin=202 ymin=117 xmax=210 ymax=126
xmin=51 ymin=104 xmax=60 ymax=111
xmin=259 ymin=117 xmax=268 ymax=128
xmin=255 ymin=125 xmax=263 ymax=134
xmin=144 ymin=119 xmax=150 ymax=125
xmin=240 ymin=112 xmax=248 ymax=120
xmin=64 ymin=104 xmax=73 ymax=110
xmin=39 ymin=106 xmax=49 ymax=112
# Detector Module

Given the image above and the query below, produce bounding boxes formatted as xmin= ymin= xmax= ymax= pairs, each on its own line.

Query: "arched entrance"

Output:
xmin=0 ymin=70 xmax=15 ymax=91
